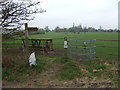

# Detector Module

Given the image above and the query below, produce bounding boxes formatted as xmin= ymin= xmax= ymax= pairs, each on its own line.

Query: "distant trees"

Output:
xmin=54 ymin=26 xmax=60 ymax=32
xmin=77 ymin=25 xmax=82 ymax=34
xmin=98 ymin=26 xmax=103 ymax=32
xmin=87 ymin=27 xmax=96 ymax=32
xmin=44 ymin=26 xmax=50 ymax=33
xmin=52 ymin=25 xmax=118 ymax=33
xmin=0 ymin=0 xmax=46 ymax=34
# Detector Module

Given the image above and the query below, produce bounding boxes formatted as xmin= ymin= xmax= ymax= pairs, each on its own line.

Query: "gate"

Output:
xmin=67 ymin=38 xmax=96 ymax=60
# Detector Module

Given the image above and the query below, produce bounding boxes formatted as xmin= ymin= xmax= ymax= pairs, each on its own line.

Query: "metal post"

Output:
xmin=68 ymin=38 xmax=71 ymax=58
xmin=89 ymin=40 xmax=92 ymax=59
xmin=83 ymin=41 xmax=87 ymax=59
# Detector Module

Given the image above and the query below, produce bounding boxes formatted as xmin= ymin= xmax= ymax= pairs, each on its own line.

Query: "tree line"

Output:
xmin=44 ymin=25 xmax=119 ymax=33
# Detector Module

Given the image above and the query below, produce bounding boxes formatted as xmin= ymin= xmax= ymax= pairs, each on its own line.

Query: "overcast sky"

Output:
xmin=28 ymin=0 xmax=119 ymax=30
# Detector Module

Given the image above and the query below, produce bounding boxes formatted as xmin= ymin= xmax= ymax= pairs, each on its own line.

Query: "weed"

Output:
xmin=86 ymin=67 xmax=93 ymax=73
xmin=94 ymin=64 xmax=106 ymax=70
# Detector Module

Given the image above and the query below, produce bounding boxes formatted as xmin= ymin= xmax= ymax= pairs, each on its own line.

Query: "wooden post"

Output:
xmin=64 ymin=37 xmax=68 ymax=57
xmin=25 ymin=23 xmax=29 ymax=65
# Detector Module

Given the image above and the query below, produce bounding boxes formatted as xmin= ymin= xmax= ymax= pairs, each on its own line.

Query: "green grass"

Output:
xmin=84 ymin=60 xmax=106 ymax=70
xmin=2 ymin=32 xmax=119 ymax=59
xmin=59 ymin=62 xmax=80 ymax=80
xmin=85 ymin=64 xmax=106 ymax=77
xmin=53 ymin=57 xmax=70 ymax=64
xmin=2 ymin=69 xmax=16 ymax=81
xmin=54 ymin=57 xmax=81 ymax=80
xmin=2 ymin=56 xmax=47 ymax=81
xmin=33 ymin=57 xmax=47 ymax=73
xmin=2 ymin=55 xmax=118 ymax=87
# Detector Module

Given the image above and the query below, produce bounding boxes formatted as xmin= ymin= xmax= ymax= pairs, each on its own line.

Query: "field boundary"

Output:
xmin=98 ymin=40 xmax=120 ymax=41
xmin=2 ymin=39 xmax=119 ymax=48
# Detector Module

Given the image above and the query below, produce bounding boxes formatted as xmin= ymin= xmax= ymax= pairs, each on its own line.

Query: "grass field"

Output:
xmin=3 ymin=32 xmax=119 ymax=59
xmin=2 ymin=32 xmax=119 ymax=88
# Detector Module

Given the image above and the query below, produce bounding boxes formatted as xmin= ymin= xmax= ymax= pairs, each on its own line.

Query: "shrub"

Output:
xmin=2 ymin=34 xmax=14 ymax=41
xmin=12 ymin=31 xmax=25 ymax=37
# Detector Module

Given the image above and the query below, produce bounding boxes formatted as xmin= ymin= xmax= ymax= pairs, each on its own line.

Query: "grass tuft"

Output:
xmin=58 ymin=59 xmax=81 ymax=80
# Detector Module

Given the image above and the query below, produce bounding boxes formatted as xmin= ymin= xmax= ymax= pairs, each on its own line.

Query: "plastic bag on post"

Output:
xmin=29 ymin=52 xmax=36 ymax=66
xmin=64 ymin=41 xmax=68 ymax=48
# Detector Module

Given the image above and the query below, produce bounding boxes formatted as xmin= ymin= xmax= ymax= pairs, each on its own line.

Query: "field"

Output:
xmin=2 ymin=32 xmax=119 ymax=88
xmin=3 ymin=32 xmax=119 ymax=59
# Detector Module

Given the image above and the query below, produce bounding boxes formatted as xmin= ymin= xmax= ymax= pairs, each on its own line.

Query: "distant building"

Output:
xmin=118 ymin=1 xmax=120 ymax=30
xmin=28 ymin=27 xmax=45 ymax=35
xmin=28 ymin=27 xmax=38 ymax=35
xmin=28 ymin=27 xmax=38 ymax=31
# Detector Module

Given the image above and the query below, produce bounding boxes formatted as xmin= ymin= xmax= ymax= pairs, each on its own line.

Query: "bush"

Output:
xmin=2 ymin=34 xmax=14 ymax=40
xmin=12 ymin=31 xmax=25 ymax=37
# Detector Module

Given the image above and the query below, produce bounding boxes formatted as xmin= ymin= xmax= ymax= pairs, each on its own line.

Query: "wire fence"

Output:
xmin=2 ymin=38 xmax=119 ymax=60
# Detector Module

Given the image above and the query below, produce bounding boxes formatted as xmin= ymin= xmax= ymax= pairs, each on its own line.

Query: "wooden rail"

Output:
xmin=19 ymin=38 xmax=54 ymax=51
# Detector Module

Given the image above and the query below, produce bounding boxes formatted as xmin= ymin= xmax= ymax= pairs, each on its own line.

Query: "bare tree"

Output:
xmin=0 ymin=0 xmax=46 ymax=34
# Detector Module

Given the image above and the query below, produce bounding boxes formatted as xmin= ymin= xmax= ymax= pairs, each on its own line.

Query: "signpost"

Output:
xmin=64 ymin=37 xmax=68 ymax=57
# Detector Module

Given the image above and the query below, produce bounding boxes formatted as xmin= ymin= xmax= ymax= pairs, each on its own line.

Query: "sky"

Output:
xmin=28 ymin=0 xmax=119 ymax=30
